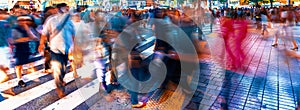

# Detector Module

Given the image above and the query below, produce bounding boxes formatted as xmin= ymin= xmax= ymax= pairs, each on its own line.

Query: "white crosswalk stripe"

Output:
xmin=43 ymin=79 xmax=99 ymax=110
xmin=0 ymin=72 xmax=75 ymax=109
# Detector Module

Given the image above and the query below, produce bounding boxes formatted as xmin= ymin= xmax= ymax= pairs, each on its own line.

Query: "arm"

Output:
xmin=38 ymin=34 xmax=47 ymax=55
xmin=22 ymin=24 xmax=39 ymax=40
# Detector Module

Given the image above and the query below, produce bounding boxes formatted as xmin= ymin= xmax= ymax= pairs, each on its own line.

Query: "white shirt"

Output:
xmin=261 ymin=14 xmax=268 ymax=24
xmin=42 ymin=13 xmax=75 ymax=54
xmin=281 ymin=11 xmax=288 ymax=18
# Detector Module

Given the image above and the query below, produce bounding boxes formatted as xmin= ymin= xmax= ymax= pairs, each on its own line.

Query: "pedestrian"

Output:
xmin=38 ymin=3 xmax=75 ymax=98
xmin=107 ymin=12 xmax=148 ymax=108
xmin=0 ymin=10 xmax=12 ymax=84
xmin=220 ymin=12 xmax=236 ymax=69
xmin=92 ymin=11 xmax=111 ymax=93
xmin=255 ymin=9 xmax=262 ymax=30
xmin=12 ymin=15 xmax=39 ymax=87
xmin=261 ymin=10 xmax=269 ymax=35
xmin=40 ymin=6 xmax=58 ymax=74
xmin=272 ymin=6 xmax=298 ymax=50
xmin=0 ymin=10 xmax=12 ymax=102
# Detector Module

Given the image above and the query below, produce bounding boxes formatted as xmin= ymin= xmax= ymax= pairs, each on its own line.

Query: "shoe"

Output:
xmin=45 ymin=69 xmax=52 ymax=74
xmin=18 ymin=80 xmax=26 ymax=87
xmin=56 ymin=88 xmax=66 ymax=98
xmin=291 ymin=47 xmax=298 ymax=51
xmin=62 ymin=81 xmax=67 ymax=87
xmin=106 ymin=83 xmax=120 ymax=93
xmin=73 ymin=73 xmax=79 ymax=79
xmin=271 ymin=44 xmax=278 ymax=47
xmin=132 ymin=102 xmax=146 ymax=108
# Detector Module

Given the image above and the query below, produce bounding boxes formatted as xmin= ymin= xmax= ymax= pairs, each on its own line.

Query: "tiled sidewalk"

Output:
xmin=144 ymin=30 xmax=300 ymax=110
xmin=199 ymin=32 xmax=299 ymax=109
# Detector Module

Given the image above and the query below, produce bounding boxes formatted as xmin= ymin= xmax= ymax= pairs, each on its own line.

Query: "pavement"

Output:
xmin=1 ymin=22 xmax=300 ymax=110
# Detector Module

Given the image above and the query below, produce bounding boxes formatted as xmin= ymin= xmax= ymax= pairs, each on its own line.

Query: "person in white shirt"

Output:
xmin=38 ymin=3 xmax=75 ymax=98
xmin=261 ymin=11 xmax=269 ymax=35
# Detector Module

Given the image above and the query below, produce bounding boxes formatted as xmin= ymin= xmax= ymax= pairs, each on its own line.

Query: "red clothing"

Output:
xmin=219 ymin=17 xmax=249 ymax=70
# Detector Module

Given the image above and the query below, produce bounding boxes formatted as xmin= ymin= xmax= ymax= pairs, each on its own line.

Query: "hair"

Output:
xmin=13 ymin=5 xmax=20 ymax=9
xmin=56 ymin=3 xmax=67 ymax=9
xmin=44 ymin=6 xmax=55 ymax=13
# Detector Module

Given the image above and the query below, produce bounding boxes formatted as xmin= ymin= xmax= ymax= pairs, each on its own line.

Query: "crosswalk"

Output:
xmin=0 ymin=36 xmax=156 ymax=109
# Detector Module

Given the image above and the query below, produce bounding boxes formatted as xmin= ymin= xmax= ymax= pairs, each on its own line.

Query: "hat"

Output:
xmin=17 ymin=16 xmax=33 ymax=21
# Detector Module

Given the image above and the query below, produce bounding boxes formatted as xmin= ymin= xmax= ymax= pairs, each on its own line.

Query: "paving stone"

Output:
xmin=198 ymin=105 xmax=211 ymax=110
xmin=279 ymin=101 xmax=296 ymax=107
xmin=202 ymin=94 xmax=212 ymax=100
xmin=191 ymin=97 xmax=202 ymax=103
xmin=200 ymin=98 xmax=215 ymax=106
xmin=208 ymin=89 xmax=221 ymax=95
xmin=279 ymin=104 xmax=295 ymax=110
xmin=244 ymin=105 xmax=260 ymax=110
xmin=230 ymin=98 xmax=246 ymax=105
xmin=262 ymin=100 xmax=278 ymax=106
xmin=186 ymin=102 xmax=199 ymax=109
xmin=229 ymin=102 xmax=244 ymax=109
xmin=262 ymin=97 xmax=278 ymax=102
xmin=207 ymin=85 xmax=218 ymax=90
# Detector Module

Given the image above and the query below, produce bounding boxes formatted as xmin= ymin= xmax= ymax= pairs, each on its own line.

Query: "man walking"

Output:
xmin=0 ymin=10 xmax=12 ymax=101
xmin=38 ymin=3 xmax=75 ymax=98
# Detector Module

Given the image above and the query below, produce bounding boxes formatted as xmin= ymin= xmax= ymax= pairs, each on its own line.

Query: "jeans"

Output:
xmin=94 ymin=58 xmax=109 ymax=83
xmin=128 ymin=67 xmax=144 ymax=105
xmin=50 ymin=51 xmax=68 ymax=91
xmin=0 ymin=94 xmax=4 ymax=102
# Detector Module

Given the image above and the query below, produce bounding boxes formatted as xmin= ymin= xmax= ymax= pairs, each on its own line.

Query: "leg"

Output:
xmin=15 ymin=65 xmax=23 ymax=80
xmin=15 ymin=65 xmax=26 ymax=87
xmin=51 ymin=52 xmax=68 ymax=98
xmin=0 ymin=67 xmax=8 ymax=83
xmin=94 ymin=59 xmax=108 ymax=91
xmin=129 ymin=67 xmax=146 ymax=108
xmin=219 ymin=70 xmax=233 ymax=110
xmin=292 ymin=40 xmax=298 ymax=50
xmin=70 ymin=60 xmax=79 ymax=78
xmin=224 ymin=37 xmax=237 ymax=69
xmin=28 ymin=62 xmax=36 ymax=73
xmin=44 ymin=50 xmax=52 ymax=73
xmin=0 ymin=47 xmax=10 ymax=83
xmin=272 ymin=26 xmax=280 ymax=46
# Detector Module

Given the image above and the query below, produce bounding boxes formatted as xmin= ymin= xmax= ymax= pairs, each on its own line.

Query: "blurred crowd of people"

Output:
xmin=0 ymin=3 xmax=300 ymax=109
